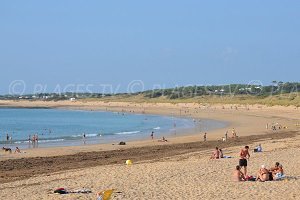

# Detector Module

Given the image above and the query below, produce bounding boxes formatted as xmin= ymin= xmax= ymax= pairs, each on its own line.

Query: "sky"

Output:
xmin=1 ymin=1 xmax=300 ymax=95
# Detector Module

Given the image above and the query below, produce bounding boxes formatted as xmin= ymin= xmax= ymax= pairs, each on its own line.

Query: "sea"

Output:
xmin=0 ymin=108 xmax=227 ymax=149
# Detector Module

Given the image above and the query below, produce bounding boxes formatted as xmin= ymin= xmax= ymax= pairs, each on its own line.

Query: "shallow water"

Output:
xmin=0 ymin=108 xmax=226 ymax=148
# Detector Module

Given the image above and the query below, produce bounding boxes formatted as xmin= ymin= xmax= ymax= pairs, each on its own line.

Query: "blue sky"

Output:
xmin=1 ymin=1 xmax=300 ymax=94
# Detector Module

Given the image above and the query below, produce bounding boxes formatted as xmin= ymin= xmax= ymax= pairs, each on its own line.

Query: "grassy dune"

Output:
xmin=82 ymin=92 xmax=300 ymax=107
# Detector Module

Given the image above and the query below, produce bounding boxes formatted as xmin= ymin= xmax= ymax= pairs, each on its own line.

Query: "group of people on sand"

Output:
xmin=234 ymin=146 xmax=285 ymax=182
xmin=210 ymin=147 xmax=223 ymax=159
xmin=150 ymin=131 xmax=168 ymax=142
xmin=221 ymin=128 xmax=238 ymax=142
xmin=2 ymin=146 xmax=22 ymax=153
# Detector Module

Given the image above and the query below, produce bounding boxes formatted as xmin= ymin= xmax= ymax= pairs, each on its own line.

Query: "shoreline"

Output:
xmin=0 ymin=99 xmax=299 ymax=161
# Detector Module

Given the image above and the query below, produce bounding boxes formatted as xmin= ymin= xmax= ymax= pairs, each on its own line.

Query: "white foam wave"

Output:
xmin=14 ymin=139 xmax=65 ymax=144
xmin=72 ymin=133 xmax=99 ymax=138
xmin=153 ymin=127 xmax=161 ymax=130
xmin=38 ymin=139 xmax=65 ymax=143
xmin=114 ymin=131 xmax=141 ymax=135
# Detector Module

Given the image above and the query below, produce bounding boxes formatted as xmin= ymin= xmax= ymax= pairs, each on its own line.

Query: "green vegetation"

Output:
xmin=1 ymin=82 xmax=300 ymax=107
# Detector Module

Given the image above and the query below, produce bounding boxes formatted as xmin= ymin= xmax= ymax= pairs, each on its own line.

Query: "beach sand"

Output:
xmin=0 ymin=100 xmax=300 ymax=199
xmin=1 ymin=133 xmax=300 ymax=200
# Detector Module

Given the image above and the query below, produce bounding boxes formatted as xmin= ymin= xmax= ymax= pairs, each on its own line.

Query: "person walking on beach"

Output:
xmin=225 ymin=131 xmax=228 ymax=141
xmin=203 ymin=132 xmax=207 ymax=142
xmin=239 ymin=146 xmax=250 ymax=176
xmin=151 ymin=131 xmax=154 ymax=140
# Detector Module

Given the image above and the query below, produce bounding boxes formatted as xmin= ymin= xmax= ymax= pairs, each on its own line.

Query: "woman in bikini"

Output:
xmin=273 ymin=164 xmax=284 ymax=180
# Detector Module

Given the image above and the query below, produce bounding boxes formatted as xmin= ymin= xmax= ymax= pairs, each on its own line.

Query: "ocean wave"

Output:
xmin=153 ymin=127 xmax=161 ymax=130
xmin=13 ymin=138 xmax=65 ymax=144
xmin=71 ymin=133 xmax=100 ymax=138
xmin=36 ymin=139 xmax=65 ymax=143
xmin=114 ymin=131 xmax=141 ymax=135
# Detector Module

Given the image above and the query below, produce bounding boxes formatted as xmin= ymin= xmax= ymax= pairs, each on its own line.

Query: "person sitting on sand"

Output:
xmin=256 ymin=165 xmax=269 ymax=182
xmin=15 ymin=147 xmax=21 ymax=153
xmin=219 ymin=148 xmax=224 ymax=158
xmin=273 ymin=164 xmax=284 ymax=180
xmin=254 ymin=144 xmax=262 ymax=152
xmin=210 ymin=147 xmax=220 ymax=159
xmin=158 ymin=136 xmax=168 ymax=142
xmin=269 ymin=162 xmax=280 ymax=172
xmin=233 ymin=165 xmax=246 ymax=182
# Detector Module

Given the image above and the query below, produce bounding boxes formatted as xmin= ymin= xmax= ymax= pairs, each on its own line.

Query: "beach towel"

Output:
xmin=54 ymin=188 xmax=92 ymax=194
xmin=54 ymin=188 xmax=68 ymax=194
xmin=97 ymin=189 xmax=114 ymax=200
xmin=223 ymin=156 xmax=232 ymax=158
xmin=275 ymin=173 xmax=285 ymax=180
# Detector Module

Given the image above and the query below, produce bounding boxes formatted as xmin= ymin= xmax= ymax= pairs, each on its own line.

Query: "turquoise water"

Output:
xmin=0 ymin=108 xmax=226 ymax=148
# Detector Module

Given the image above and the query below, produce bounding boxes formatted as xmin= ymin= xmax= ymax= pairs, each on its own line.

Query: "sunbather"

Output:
xmin=210 ymin=147 xmax=220 ymax=159
xmin=273 ymin=164 xmax=284 ymax=180
xmin=256 ymin=165 xmax=269 ymax=182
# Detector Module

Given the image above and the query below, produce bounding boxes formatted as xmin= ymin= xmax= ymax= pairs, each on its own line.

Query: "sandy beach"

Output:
xmin=0 ymin=100 xmax=300 ymax=199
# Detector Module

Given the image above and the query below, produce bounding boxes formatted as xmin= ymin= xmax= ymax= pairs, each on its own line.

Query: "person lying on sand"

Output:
xmin=256 ymin=165 xmax=269 ymax=182
xmin=158 ymin=136 xmax=168 ymax=142
xmin=15 ymin=147 xmax=21 ymax=153
xmin=2 ymin=147 xmax=12 ymax=153
xmin=210 ymin=147 xmax=220 ymax=159
xmin=233 ymin=165 xmax=246 ymax=181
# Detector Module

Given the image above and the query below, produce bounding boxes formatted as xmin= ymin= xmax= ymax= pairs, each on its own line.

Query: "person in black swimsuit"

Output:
xmin=239 ymin=146 xmax=250 ymax=176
